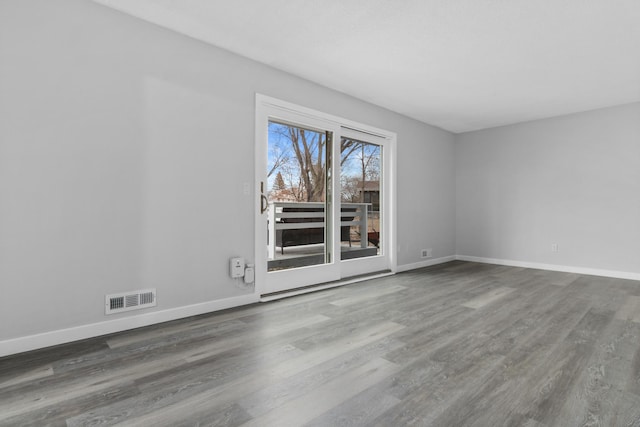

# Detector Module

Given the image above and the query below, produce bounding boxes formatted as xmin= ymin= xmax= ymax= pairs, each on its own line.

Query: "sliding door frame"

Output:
xmin=254 ymin=94 xmax=397 ymax=296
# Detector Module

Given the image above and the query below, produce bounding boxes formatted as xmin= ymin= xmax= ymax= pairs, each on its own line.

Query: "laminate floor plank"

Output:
xmin=546 ymin=271 xmax=581 ymax=287
xmin=52 ymin=318 xmax=249 ymax=374
xmin=323 ymin=276 xmax=481 ymax=327
xmin=0 ymin=364 xmax=53 ymax=388
xmin=431 ymin=307 xmax=614 ymax=427
xmin=447 ymin=296 xmax=595 ymax=423
xmin=552 ymin=318 xmax=640 ymax=427
xmin=1 ymin=382 xmax=141 ymax=427
xmin=379 ymin=281 xmax=598 ymax=426
xmin=236 ymin=336 xmax=404 ymax=418
xmin=520 ymin=307 xmax=614 ymax=423
xmin=123 ymin=400 xmax=253 ymax=427
xmin=329 ymin=283 xmax=408 ymax=307
xmin=2 ymin=261 xmax=640 ymax=426
xmin=171 ymin=402 xmax=252 ymax=427
xmin=387 ymin=275 xmax=535 ymax=332
xmin=632 ymin=342 xmax=640 ymax=397
xmin=386 ymin=281 xmax=562 ymax=366
xmin=370 ymin=353 xmax=506 ymax=426
xmin=420 ymin=304 xmax=591 ymax=425
xmin=0 ymin=312 xmax=325 ymax=421
xmin=105 ymin=313 xmax=250 ymax=349
xmin=275 ymin=321 xmax=405 ymax=378
xmin=0 ymin=338 xmax=108 ymax=379
xmin=616 ymin=296 xmax=640 ymax=323
xmin=305 ymin=384 xmax=401 ymax=427
xmin=461 ymin=286 xmax=516 ymax=309
xmin=239 ymin=357 xmax=400 ymax=427
xmin=66 ymin=342 xmax=303 ymax=426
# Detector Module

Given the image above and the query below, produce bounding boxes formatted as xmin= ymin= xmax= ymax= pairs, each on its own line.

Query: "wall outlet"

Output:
xmin=551 ymin=243 xmax=559 ymax=253
xmin=421 ymin=248 xmax=433 ymax=258
xmin=230 ymin=257 xmax=245 ymax=278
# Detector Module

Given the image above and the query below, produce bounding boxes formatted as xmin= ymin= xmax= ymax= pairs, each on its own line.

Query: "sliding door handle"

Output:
xmin=260 ymin=195 xmax=269 ymax=214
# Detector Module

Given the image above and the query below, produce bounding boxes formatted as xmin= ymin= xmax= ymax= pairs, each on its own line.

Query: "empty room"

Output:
xmin=1 ymin=0 xmax=639 ymax=425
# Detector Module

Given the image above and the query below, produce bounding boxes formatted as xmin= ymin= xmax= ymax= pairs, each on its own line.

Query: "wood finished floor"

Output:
xmin=2 ymin=261 xmax=640 ymax=426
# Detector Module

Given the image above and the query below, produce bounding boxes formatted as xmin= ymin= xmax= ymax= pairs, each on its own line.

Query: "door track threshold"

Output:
xmin=260 ymin=270 xmax=394 ymax=302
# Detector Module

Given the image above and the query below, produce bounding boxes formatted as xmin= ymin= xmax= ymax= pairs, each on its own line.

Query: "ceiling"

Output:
xmin=94 ymin=0 xmax=640 ymax=133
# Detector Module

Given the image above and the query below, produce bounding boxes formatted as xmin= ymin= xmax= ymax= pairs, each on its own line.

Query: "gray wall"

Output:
xmin=0 ymin=0 xmax=455 ymax=342
xmin=456 ymin=102 xmax=640 ymax=274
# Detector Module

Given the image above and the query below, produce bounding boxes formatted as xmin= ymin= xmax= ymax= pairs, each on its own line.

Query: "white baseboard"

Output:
xmin=0 ymin=293 xmax=259 ymax=358
xmin=395 ymin=255 xmax=457 ymax=273
xmin=4 ymin=255 xmax=637 ymax=358
xmin=456 ymin=255 xmax=640 ymax=281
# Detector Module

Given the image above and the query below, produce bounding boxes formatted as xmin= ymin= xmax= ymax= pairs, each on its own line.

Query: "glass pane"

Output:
xmin=340 ymin=138 xmax=382 ymax=260
xmin=267 ymin=120 xmax=330 ymax=271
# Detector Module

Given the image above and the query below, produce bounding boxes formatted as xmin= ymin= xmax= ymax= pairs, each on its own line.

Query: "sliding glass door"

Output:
xmin=266 ymin=120 xmax=333 ymax=272
xmin=255 ymin=95 xmax=395 ymax=295
xmin=340 ymin=136 xmax=383 ymax=261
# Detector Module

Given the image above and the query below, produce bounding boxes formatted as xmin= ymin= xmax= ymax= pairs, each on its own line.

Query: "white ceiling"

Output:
xmin=94 ymin=0 xmax=640 ymax=133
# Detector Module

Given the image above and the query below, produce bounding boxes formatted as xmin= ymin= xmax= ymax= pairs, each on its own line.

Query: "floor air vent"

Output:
xmin=105 ymin=288 xmax=156 ymax=315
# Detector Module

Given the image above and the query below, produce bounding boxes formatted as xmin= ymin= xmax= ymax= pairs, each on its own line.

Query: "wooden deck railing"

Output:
xmin=267 ymin=202 xmax=370 ymax=259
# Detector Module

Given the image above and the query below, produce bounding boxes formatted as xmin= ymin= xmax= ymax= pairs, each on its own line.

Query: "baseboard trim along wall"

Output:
xmin=395 ymin=255 xmax=457 ymax=273
xmin=0 ymin=293 xmax=260 ymax=358
xmin=4 ymin=254 xmax=638 ymax=358
xmin=456 ymin=255 xmax=640 ymax=282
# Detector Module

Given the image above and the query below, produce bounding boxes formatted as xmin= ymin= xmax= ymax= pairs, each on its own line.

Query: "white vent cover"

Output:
xmin=105 ymin=288 xmax=156 ymax=315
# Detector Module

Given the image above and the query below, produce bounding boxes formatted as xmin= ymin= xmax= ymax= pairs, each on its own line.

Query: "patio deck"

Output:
xmin=268 ymin=243 xmax=378 ymax=271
